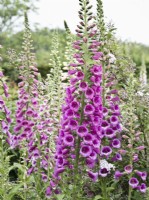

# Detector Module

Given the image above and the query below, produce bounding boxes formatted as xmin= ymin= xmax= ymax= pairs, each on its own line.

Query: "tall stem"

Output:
xmin=73 ymin=0 xmax=89 ymax=197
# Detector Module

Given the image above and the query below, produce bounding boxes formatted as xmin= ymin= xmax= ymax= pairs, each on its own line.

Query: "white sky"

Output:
xmin=29 ymin=0 xmax=149 ymax=45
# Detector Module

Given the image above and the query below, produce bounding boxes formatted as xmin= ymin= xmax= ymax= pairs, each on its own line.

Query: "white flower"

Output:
xmin=100 ymin=159 xmax=115 ymax=171
xmin=137 ymin=91 xmax=144 ymax=97
xmin=108 ymin=53 xmax=116 ymax=64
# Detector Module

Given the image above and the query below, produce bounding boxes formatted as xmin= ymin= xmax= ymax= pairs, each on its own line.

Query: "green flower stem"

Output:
xmin=128 ymin=75 xmax=135 ymax=200
xmin=73 ymin=0 xmax=90 ymax=198
xmin=100 ymin=178 xmax=110 ymax=200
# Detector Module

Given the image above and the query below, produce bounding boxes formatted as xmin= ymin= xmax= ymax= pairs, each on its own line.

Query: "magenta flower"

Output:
xmin=69 ymin=119 xmax=78 ymax=130
xmin=79 ymin=81 xmax=88 ymax=91
xmin=90 ymin=65 xmax=102 ymax=75
xmin=63 ymin=135 xmax=74 ymax=146
xmin=114 ymin=170 xmax=123 ymax=180
xmin=88 ymin=171 xmax=98 ymax=182
xmin=105 ymin=128 xmax=115 ymax=138
xmin=45 ymin=186 xmax=52 ymax=199
xmin=110 ymin=115 xmax=119 ymax=125
xmin=139 ymin=183 xmax=147 ymax=193
xmin=85 ymin=88 xmax=95 ymax=99
xmin=70 ymin=100 xmax=80 ymax=111
xmin=80 ymin=145 xmax=92 ymax=157
xmin=0 ymin=71 xmax=4 ymax=77
xmin=129 ymin=177 xmax=139 ymax=188
xmin=84 ymin=104 xmax=95 ymax=115
xmin=76 ymin=71 xmax=84 ymax=80
xmin=99 ymin=168 xmax=109 ymax=177
xmin=101 ymin=146 xmax=112 ymax=156
xmin=83 ymin=134 xmax=93 ymax=145
xmin=93 ymin=96 xmax=102 ymax=106
xmin=101 ymin=120 xmax=109 ymax=130
xmin=124 ymin=165 xmax=133 ymax=174
xmin=136 ymin=171 xmax=147 ymax=181
xmin=77 ymin=125 xmax=88 ymax=137
xmin=112 ymin=139 xmax=121 ymax=148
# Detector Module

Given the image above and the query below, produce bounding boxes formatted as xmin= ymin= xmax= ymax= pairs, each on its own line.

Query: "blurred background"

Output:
xmin=0 ymin=0 xmax=149 ymax=82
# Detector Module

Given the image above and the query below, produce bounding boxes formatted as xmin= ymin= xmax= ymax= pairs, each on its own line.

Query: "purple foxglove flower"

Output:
xmin=41 ymin=159 xmax=48 ymax=170
xmin=92 ymin=138 xmax=100 ymax=148
xmin=56 ymin=157 xmax=64 ymax=167
xmin=54 ymin=167 xmax=65 ymax=178
xmin=45 ymin=186 xmax=52 ymax=199
xmin=65 ymin=109 xmax=74 ymax=118
xmin=105 ymin=128 xmax=115 ymax=138
xmin=91 ymin=116 xmax=102 ymax=126
xmin=63 ymin=135 xmax=74 ymax=146
xmin=14 ymin=125 xmax=22 ymax=133
xmin=88 ymin=171 xmax=98 ymax=182
xmin=93 ymin=96 xmax=102 ymax=107
xmin=139 ymin=183 xmax=147 ymax=193
xmin=101 ymin=146 xmax=112 ymax=156
xmin=133 ymin=154 xmax=139 ymax=162
xmin=24 ymin=126 xmax=32 ymax=133
xmin=115 ymin=153 xmax=122 ymax=161
xmin=80 ymin=145 xmax=92 ymax=157
xmin=84 ymin=104 xmax=95 ymax=115
xmin=31 ymin=98 xmax=38 ymax=106
xmin=124 ymin=165 xmax=133 ymax=174
xmin=70 ymin=78 xmax=78 ymax=85
xmin=85 ymin=88 xmax=94 ymax=99
xmin=89 ymin=151 xmax=97 ymax=160
xmin=136 ymin=146 xmax=145 ymax=151
xmin=110 ymin=115 xmax=119 ymax=125
xmin=92 ymin=52 xmax=103 ymax=60
xmin=69 ymin=119 xmax=78 ymax=130
xmin=111 ymin=96 xmax=120 ymax=102
xmin=83 ymin=134 xmax=93 ymax=145
xmin=86 ymin=158 xmax=96 ymax=168
xmin=27 ymin=167 xmax=34 ymax=176
xmin=101 ymin=120 xmax=109 ymax=130
xmin=22 ymin=120 xmax=29 ymax=126
xmin=1 ymin=121 xmax=8 ymax=133
xmin=76 ymin=71 xmax=84 ymax=80
xmin=90 ymin=65 xmax=102 ymax=75
xmin=69 ymin=63 xmax=78 ymax=67
xmin=0 ymin=71 xmax=4 ymax=77
xmin=114 ymin=170 xmax=123 ymax=180
xmin=136 ymin=171 xmax=147 ymax=181
xmin=3 ymin=83 xmax=9 ymax=98
xmin=50 ymin=180 xmax=57 ymax=188
xmin=41 ymin=173 xmax=48 ymax=182
xmin=68 ymin=69 xmax=77 ymax=75
xmin=103 ymin=107 xmax=108 ymax=116
xmin=112 ymin=139 xmax=121 ymax=148
xmin=90 ymin=75 xmax=102 ymax=86
xmin=73 ymin=53 xmax=82 ymax=58
xmin=70 ymin=100 xmax=80 ymax=111
xmin=79 ymin=81 xmax=88 ymax=91
xmin=26 ymin=108 xmax=34 ymax=116
xmin=129 ymin=177 xmax=139 ymax=188
xmin=99 ymin=168 xmax=109 ymax=177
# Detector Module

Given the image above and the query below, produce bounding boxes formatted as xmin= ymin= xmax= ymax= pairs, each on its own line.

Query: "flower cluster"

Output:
xmin=11 ymin=64 xmax=53 ymax=188
xmin=0 ymin=71 xmax=12 ymax=143
xmin=46 ymin=0 xmax=123 ymax=197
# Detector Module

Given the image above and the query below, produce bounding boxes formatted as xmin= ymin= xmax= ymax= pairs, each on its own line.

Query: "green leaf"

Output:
xmin=94 ymin=195 xmax=103 ymax=200
xmin=9 ymin=163 xmax=25 ymax=173
xmin=0 ymin=111 xmax=6 ymax=120
xmin=8 ymin=183 xmax=24 ymax=199
xmin=56 ymin=194 xmax=65 ymax=200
